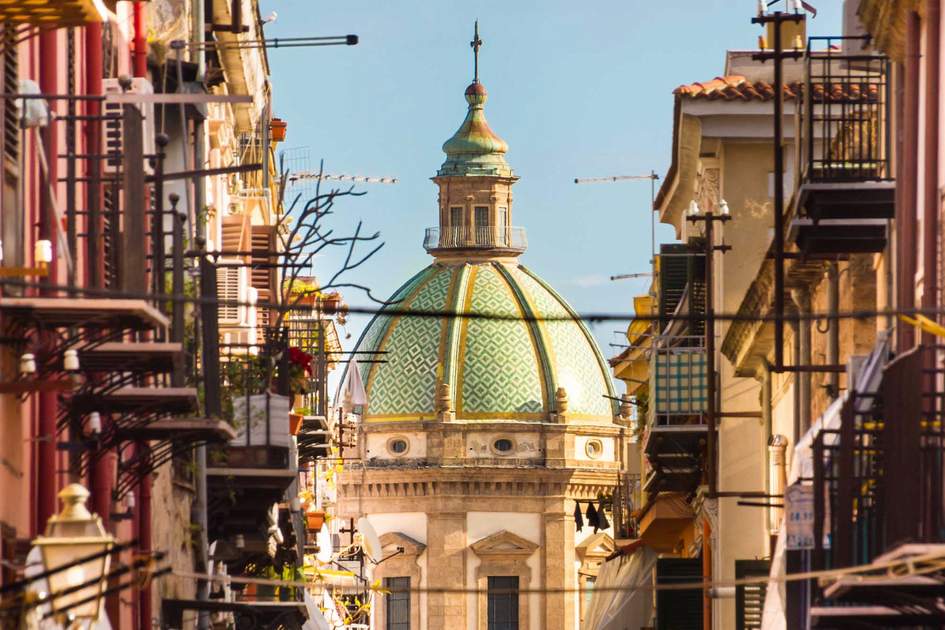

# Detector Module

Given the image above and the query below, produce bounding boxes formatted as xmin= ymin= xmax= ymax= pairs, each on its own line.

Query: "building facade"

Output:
xmin=338 ymin=38 xmax=628 ymax=630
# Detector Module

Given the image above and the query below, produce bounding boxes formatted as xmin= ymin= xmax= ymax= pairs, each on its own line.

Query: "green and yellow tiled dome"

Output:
xmin=353 ymin=262 xmax=616 ymax=423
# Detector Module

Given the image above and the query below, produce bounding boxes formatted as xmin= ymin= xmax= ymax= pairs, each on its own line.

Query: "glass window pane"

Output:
xmin=385 ymin=577 xmax=411 ymax=630
xmin=487 ymin=576 xmax=519 ymax=630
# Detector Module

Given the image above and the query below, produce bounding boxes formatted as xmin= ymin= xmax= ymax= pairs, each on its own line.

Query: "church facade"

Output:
xmin=338 ymin=28 xmax=627 ymax=630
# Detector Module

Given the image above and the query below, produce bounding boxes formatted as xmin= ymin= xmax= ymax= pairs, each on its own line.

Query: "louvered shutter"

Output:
xmin=735 ymin=559 xmax=769 ymax=630
xmin=655 ymin=558 xmax=703 ymax=630
xmin=216 ymin=262 xmax=243 ymax=324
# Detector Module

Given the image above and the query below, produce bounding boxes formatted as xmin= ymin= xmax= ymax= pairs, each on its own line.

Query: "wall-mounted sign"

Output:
xmin=785 ymin=483 xmax=815 ymax=550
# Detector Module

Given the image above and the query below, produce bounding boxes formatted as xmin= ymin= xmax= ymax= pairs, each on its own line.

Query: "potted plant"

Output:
xmin=306 ymin=509 xmax=326 ymax=532
xmin=270 ymin=117 xmax=287 ymax=142
xmin=289 ymin=411 xmax=304 ymax=436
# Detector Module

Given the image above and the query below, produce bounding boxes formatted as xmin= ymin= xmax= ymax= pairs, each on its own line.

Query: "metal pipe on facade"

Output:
xmin=133 ymin=1 xmax=147 ymax=78
xmin=192 ymin=0 xmax=211 ymax=624
xmin=827 ymin=264 xmax=840 ymax=399
xmin=923 ymin=0 xmax=940 ymax=339
xmin=791 ymin=288 xmax=812 ymax=433
xmin=36 ymin=28 xmax=58 ymax=534
xmin=137 ymin=450 xmax=153 ymax=630
xmin=897 ymin=13 xmax=920 ymax=352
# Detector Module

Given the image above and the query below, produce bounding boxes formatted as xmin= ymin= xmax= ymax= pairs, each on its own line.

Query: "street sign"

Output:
xmin=785 ymin=483 xmax=815 ymax=550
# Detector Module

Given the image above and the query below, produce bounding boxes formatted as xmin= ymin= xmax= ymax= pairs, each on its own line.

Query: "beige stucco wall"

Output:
xmin=715 ymin=140 xmax=777 ymax=630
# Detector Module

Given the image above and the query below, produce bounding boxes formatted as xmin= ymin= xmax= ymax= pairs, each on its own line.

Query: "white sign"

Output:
xmin=785 ymin=484 xmax=815 ymax=550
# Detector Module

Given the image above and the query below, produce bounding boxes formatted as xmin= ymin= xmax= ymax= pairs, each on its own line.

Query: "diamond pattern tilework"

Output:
xmin=510 ymin=266 xmax=614 ymax=418
xmin=366 ymin=266 xmax=453 ymax=417
xmin=356 ymin=267 xmax=433 ymax=386
xmin=460 ymin=265 xmax=544 ymax=415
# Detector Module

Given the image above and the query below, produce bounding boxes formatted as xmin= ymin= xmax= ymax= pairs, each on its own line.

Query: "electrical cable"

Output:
xmin=0 ymin=277 xmax=938 ymax=325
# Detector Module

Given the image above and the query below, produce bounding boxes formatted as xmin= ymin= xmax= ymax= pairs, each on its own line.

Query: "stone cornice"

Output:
xmin=339 ymin=466 xmax=618 ymax=502
xmin=361 ymin=420 xmax=624 ymax=437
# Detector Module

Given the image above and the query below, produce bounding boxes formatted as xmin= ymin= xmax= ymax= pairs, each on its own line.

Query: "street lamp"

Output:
xmin=34 ymin=484 xmax=115 ymax=623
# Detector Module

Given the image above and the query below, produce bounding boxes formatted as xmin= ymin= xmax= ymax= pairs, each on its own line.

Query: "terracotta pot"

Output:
xmin=270 ymin=117 xmax=287 ymax=142
xmin=306 ymin=510 xmax=326 ymax=531
xmin=289 ymin=412 xmax=304 ymax=436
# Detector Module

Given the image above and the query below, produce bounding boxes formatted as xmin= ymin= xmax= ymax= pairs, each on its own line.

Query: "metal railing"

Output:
xmin=813 ymin=345 xmax=945 ymax=571
xmin=804 ymin=36 xmax=891 ymax=183
xmin=422 ymin=226 xmax=527 ymax=252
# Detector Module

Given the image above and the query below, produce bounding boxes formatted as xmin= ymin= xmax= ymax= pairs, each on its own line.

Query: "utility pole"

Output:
xmin=752 ymin=7 xmax=805 ymax=370
xmin=685 ymin=201 xmax=730 ymax=499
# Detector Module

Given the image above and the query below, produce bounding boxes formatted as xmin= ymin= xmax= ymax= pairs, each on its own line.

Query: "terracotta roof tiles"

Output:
xmin=675 ymin=75 xmax=880 ymax=103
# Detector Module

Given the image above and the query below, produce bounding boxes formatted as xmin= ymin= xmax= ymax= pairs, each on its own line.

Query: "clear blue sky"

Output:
xmin=263 ymin=1 xmax=842 ymax=391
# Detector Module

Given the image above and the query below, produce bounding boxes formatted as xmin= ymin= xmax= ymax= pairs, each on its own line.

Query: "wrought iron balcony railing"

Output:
xmin=423 ymin=226 xmax=527 ymax=253
xmin=804 ymin=36 xmax=891 ymax=183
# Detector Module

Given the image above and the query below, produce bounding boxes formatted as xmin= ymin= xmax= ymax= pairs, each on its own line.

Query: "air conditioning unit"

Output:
xmin=103 ymin=77 xmax=156 ymax=175
xmin=216 ymin=260 xmax=247 ymax=325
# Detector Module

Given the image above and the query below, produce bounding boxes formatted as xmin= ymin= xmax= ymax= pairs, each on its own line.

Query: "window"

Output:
xmin=497 ymin=207 xmax=508 ymax=246
xmin=492 ymin=438 xmax=514 ymax=454
xmin=474 ymin=206 xmax=489 ymax=244
xmin=385 ymin=576 xmax=410 ymax=630
xmin=585 ymin=439 xmax=603 ymax=459
xmin=450 ymin=206 xmax=463 ymax=228
xmin=388 ymin=437 xmax=409 ymax=456
xmin=487 ymin=576 xmax=518 ymax=630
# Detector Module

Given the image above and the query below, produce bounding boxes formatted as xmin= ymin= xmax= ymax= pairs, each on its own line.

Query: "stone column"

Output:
xmin=543 ymin=508 xmax=576 ymax=630
xmin=426 ymin=512 xmax=467 ymax=630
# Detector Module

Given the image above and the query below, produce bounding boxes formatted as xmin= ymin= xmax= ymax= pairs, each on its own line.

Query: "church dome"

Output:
xmin=352 ymin=261 xmax=616 ymax=422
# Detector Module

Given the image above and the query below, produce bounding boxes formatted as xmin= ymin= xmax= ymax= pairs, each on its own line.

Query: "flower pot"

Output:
xmin=289 ymin=412 xmax=304 ymax=436
xmin=306 ymin=510 xmax=326 ymax=532
xmin=270 ymin=117 xmax=287 ymax=142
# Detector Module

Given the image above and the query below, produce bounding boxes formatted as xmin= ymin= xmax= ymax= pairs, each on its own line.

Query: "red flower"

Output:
xmin=288 ymin=347 xmax=313 ymax=375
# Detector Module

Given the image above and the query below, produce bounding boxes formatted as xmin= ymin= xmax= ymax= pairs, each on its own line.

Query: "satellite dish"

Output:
xmin=316 ymin=525 xmax=333 ymax=563
xmin=357 ymin=517 xmax=382 ymax=563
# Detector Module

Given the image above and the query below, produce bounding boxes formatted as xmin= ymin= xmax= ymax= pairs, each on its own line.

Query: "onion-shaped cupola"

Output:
xmin=427 ymin=22 xmax=524 ymax=260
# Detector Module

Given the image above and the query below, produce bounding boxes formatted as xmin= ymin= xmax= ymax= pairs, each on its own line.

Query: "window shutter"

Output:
xmin=735 ymin=559 xmax=770 ymax=630
xmin=216 ymin=263 xmax=243 ymax=324
xmin=656 ymin=558 xmax=703 ymax=630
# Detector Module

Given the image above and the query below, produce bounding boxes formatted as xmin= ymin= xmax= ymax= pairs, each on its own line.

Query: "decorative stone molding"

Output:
xmin=471 ymin=530 xmax=539 ymax=630
xmin=435 ymin=381 xmax=454 ymax=421
xmin=373 ymin=532 xmax=425 ymax=630
xmin=575 ymin=533 xmax=615 ymax=626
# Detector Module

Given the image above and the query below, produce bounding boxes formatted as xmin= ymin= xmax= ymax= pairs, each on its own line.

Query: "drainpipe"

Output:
xmin=767 ymin=435 xmax=788 ymax=548
xmin=761 ymin=364 xmax=775 ymax=551
xmin=133 ymin=2 xmax=147 ymax=78
xmin=826 ymin=264 xmax=840 ymax=399
xmin=922 ymin=0 xmax=940 ymax=341
xmin=36 ymin=28 xmax=58 ymax=534
xmin=192 ymin=0 xmax=211 ymax=625
xmin=897 ymin=12 xmax=920 ymax=352
xmin=790 ymin=288 xmax=811 ymax=433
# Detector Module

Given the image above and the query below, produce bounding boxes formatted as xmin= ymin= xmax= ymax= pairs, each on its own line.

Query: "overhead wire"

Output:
xmin=0 ymin=277 xmax=937 ymax=325
xmin=170 ymin=549 xmax=945 ymax=595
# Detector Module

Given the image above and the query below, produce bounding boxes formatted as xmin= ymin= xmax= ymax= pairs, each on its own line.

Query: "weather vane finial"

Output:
xmin=470 ymin=20 xmax=482 ymax=83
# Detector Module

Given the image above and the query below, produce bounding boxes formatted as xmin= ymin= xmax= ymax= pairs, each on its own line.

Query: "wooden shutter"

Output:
xmin=250 ymin=225 xmax=277 ymax=333
xmin=735 ymin=560 xmax=770 ymax=630
xmin=216 ymin=263 xmax=242 ymax=324
xmin=221 ymin=214 xmax=250 ymax=254
xmin=655 ymin=558 xmax=703 ymax=630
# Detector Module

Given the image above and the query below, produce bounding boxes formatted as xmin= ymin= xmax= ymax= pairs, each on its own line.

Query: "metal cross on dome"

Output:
xmin=470 ymin=20 xmax=482 ymax=83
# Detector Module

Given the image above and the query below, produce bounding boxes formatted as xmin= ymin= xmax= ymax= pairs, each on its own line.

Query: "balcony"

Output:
xmin=791 ymin=36 xmax=894 ymax=257
xmin=423 ymin=226 xmax=527 ymax=255
xmin=643 ymin=337 xmax=707 ymax=496
xmin=810 ymin=344 xmax=945 ymax=625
